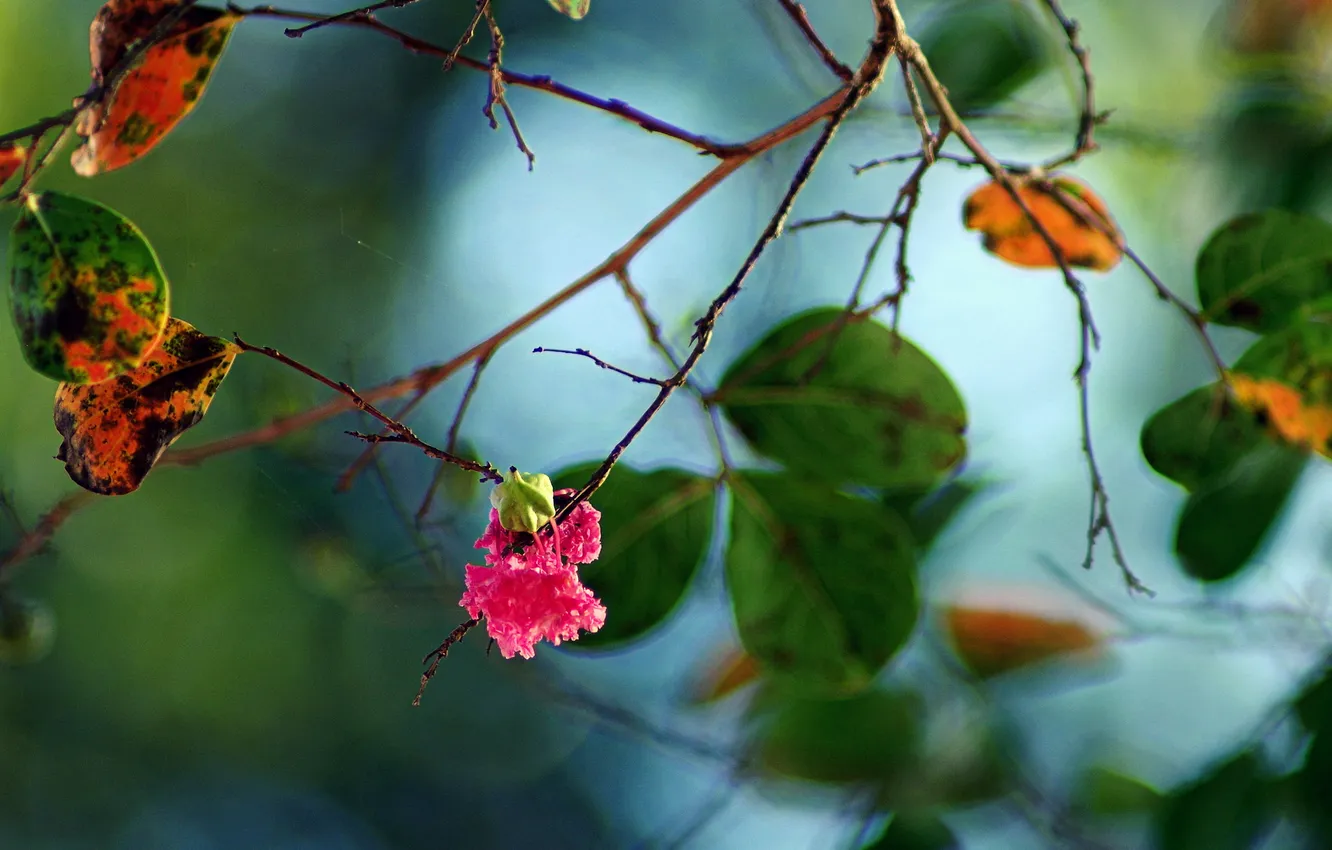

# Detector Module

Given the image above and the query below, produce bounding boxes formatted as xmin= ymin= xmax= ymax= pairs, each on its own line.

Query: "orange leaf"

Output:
xmin=0 ymin=143 xmax=26 ymax=185
xmin=688 ymin=645 xmax=763 ymax=704
xmin=54 ymin=317 xmax=240 ymax=495
xmin=962 ymin=174 xmax=1123 ymax=271
xmin=1229 ymin=373 xmax=1332 ymax=455
xmin=942 ymin=605 xmax=1104 ymax=679
xmin=73 ymin=3 xmax=239 ymax=176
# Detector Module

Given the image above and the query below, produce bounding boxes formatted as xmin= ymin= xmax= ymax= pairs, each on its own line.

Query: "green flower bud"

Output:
xmin=490 ymin=469 xmax=556 ymax=533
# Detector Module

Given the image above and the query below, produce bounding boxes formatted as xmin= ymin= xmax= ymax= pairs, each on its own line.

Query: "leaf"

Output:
xmin=962 ymin=175 xmax=1123 ymax=271
xmin=1297 ymin=728 xmax=1332 ymax=841
xmin=1296 ymin=660 xmax=1332 ymax=732
xmin=753 ymin=690 xmax=921 ymax=784
xmin=883 ymin=477 xmax=982 ymax=552
xmin=941 ymin=606 xmax=1103 ymax=679
xmin=54 ymin=317 xmax=240 ymax=495
xmin=1229 ymin=321 xmax=1332 ymax=456
xmin=552 ymin=464 xmax=713 ymax=648
xmin=73 ymin=3 xmax=239 ymax=176
xmin=727 ymin=473 xmax=918 ymax=693
xmin=1174 ymin=442 xmax=1306 ymax=582
xmin=1195 ymin=210 xmax=1332 ymax=333
xmin=1072 ymin=766 xmax=1163 ymax=816
xmin=716 ymin=309 xmax=966 ymax=489
xmin=0 ymin=142 xmax=26 ymax=186
xmin=863 ymin=814 xmax=960 ymax=850
xmin=918 ymin=0 xmax=1048 ymax=114
xmin=546 ymin=0 xmax=590 ymax=19
xmin=8 ymin=191 xmax=170 ymax=384
xmin=1155 ymin=751 xmax=1274 ymax=850
xmin=1140 ymin=383 xmax=1271 ymax=492
xmin=688 ymin=645 xmax=763 ymax=704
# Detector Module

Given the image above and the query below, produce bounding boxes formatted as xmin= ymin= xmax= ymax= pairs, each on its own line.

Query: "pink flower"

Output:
xmin=460 ymin=495 xmax=606 ymax=659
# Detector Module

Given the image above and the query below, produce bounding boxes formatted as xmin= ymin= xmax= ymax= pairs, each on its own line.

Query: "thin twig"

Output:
xmin=443 ymin=0 xmax=488 ymax=70
xmin=233 ymin=335 xmax=503 ymax=482
xmin=232 ymin=4 xmax=741 ymax=157
xmin=413 ymin=617 xmax=478 ymax=706
xmin=1037 ymin=0 xmax=1103 ymax=169
xmin=480 ymin=3 xmax=535 ymax=169
xmin=557 ymin=0 xmax=899 ymax=518
xmin=0 ymin=492 xmax=98 ymax=578
xmin=897 ymin=54 xmax=933 ymax=162
xmin=776 ymin=0 xmax=854 ymax=81
xmin=532 ymin=347 xmax=666 ymax=386
xmin=283 ymin=0 xmax=421 ymax=37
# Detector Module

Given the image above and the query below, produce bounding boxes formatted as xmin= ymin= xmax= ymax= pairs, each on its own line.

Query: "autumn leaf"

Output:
xmin=1228 ymin=322 xmax=1332 ymax=457
xmin=1228 ymin=374 xmax=1332 ymax=454
xmin=688 ymin=645 xmax=763 ymax=704
xmin=0 ymin=142 xmax=26 ymax=186
xmin=54 ymin=317 xmax=240 ymax=495
xmin=73 ymin=2 xmax=239 ymax=176
xmin=942 ymin=605 xmax=1104 ymax=679
xmin=8 ymin=191 xmax=169 ymax=384
xmin=962 ymin=174 xmax=1123 ymax=271
xmin=547 ymin=0 xmax=590 ymax=18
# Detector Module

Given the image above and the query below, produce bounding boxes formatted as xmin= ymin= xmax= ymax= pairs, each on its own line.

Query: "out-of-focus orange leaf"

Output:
xmin=942 ymin=605 xmax=1104 ymax=679
xmin=54 ymin=317 xmax=240 ymax=495
xmin=962 ymin=174 xmax=1123 ymax=271
xmin=0 ymin=143 xmax=26 ymax=185
xmin=1229 ymin=373 xmax=1332 ymax=455
xmin=1226 ymin=0 xmax=1332 ymax=53
xmin=688 ymin=645 xmax=763 ymax=704
xmin=73 ymin=2 xmax=239 ymax=176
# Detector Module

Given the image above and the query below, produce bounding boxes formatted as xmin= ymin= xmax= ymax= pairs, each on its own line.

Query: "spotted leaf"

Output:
xmin=8 ymin=191 xmax=169 ymax=384
xmin=0 ymin=143 xmax=25 ymax=186
xmin=546 ymin=0 xmax=590 ymax=18
xmin=54 ymin=317 xmax=239 ymax=495
xmin=73 ymin=3 xmax=239 ymax=176
xmin=963 ymin=175 xmax=1122 ymax=271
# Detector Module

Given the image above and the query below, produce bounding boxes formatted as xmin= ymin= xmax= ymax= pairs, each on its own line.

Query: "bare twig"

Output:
xmin=479 ymin=3 xmax=535 ymax=169
xmin=557 ymin=1 xmax=900 ymax=518
xmin=232 ymin=4 xmax=741 ymax=157
xmin=532 ymin=347 xmax=666 ymax=386
xmin=283 ymin=0 xmax=422 ymax=37
xmin=1037 ymin=0 xmax=1103 ymax=169
xmin=414 ymin=351 xmax=494 ymax=523
xmin=413 ymin=617 xmax=478 ymax=706
xmin=0 ymin=491 xmax=98 ymax=578
xmin=443 ymin=0 xmax=488 ymax=70
xmin=776 ymin=0 xmax=854 ymax=81
xmin=898 ymin=54 xmax=933 ymax=162
xmin=233 ymin=335 xmax=503 ymax=482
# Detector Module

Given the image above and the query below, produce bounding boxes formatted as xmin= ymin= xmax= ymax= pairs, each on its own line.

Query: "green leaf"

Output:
xmin=1173 ymin=441 xmax=1306 ymax=582
xmin=1296 ymin=660 xmax=1332 ymax=732
xmin=727 ymin=473 xmax=917 ymax=694
xmin=1158 ymin=752 xmax=1276 ymax=850
xmin=716 ymin=309 xmax=966 ymax=489
xmin=1140 ymin=384 xmax=1268 ymax=493
xmin=1196 ymin=210 xmax=1332 ymax=332
xmin=863 ymin=814 xmax=959 ymax=850
xmin=918 ymin=0 xmax=1049 ymax=114
xmin=883 ymin=478 xmax=982 ymax=551
xmin=1297 ymin=730 xmax=1332 ymax=841
xmin=8 ymin=192 xmax=170 ymax=384
xmin=753 ymin=690 xmax=920 ymax=785
xmin=1233 ymin=321 xmax=1332 ymax=410
xmin=1073 ymin=766 xmax=1163 ymax=816
xmin=546 ymin=0 xmax=589 ymax=18
xmin=552 ymin=464 xmax=713 ymax=648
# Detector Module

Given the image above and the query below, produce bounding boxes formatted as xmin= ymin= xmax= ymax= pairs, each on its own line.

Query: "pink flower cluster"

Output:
xmin=459 ymin=494 xmax=606 ymax=659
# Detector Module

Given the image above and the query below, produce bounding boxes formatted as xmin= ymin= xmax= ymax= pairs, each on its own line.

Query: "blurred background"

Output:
xmin=2 ymin=0 xmax=1332 ymax=847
